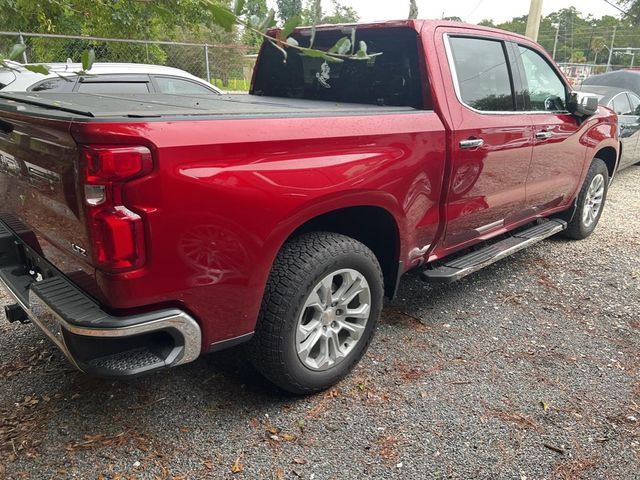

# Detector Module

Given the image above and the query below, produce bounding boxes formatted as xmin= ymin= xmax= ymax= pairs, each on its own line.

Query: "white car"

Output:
xmin=0 ymin=61 xmax=223 ymax=95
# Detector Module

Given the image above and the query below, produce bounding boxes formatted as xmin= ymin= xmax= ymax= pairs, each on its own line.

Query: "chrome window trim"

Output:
xmin=443 ymin=33 xmax=570 ymax=116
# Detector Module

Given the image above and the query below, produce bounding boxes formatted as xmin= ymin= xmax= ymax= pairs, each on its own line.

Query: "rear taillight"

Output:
xmin=81 ymin=145 xmax=153 ymax=273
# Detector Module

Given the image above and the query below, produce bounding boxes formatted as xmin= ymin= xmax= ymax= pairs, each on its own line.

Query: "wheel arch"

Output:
xmin=286 ymin=206 xmax=402 ymax=299
xmin=594 ymin=145 xmax=618 ymax=180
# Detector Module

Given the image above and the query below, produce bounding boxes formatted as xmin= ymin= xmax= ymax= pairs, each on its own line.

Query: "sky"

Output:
xmin=268 ymin=0 xmax=624 ymax=24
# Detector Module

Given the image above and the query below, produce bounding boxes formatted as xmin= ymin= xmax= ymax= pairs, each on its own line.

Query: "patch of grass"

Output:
xmin=212 ymin=78 xmax=250 ymax=91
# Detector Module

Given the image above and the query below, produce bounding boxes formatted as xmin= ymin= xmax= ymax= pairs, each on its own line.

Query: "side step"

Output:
xmin=421 ymin=219 xmax=567 ymax=284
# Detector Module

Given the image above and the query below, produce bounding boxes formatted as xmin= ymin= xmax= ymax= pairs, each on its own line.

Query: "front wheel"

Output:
xmin=563 ymin=158 xmax=609 ymax=240
xmin=248 ymin=232 xmax=384 ymax=394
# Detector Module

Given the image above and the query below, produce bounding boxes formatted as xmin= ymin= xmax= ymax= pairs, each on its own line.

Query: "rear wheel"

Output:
xmin=563 ymin=158 xmax=609 ymax=240
xmin=248 ymin=232 xmax=383 ymax=394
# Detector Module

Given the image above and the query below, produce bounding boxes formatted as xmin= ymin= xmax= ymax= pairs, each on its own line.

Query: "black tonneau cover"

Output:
xmin=0 ymin=92 xmax=416 ymax=121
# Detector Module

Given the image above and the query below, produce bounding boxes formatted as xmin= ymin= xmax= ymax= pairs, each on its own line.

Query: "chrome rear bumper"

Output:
xmin=0 ymin=219 xmax=202 ymax=377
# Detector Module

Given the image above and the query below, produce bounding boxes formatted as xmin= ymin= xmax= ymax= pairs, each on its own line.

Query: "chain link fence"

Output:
xmin=3 ymin=31 xmax=639 ymax=92
xmin=0 ymin=31 xmax=256 ymax=91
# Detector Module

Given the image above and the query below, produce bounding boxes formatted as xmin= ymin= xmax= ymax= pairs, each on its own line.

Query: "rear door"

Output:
xmin=515 ymin=44 xmax=585 ymax=211
xmin=439 ymin=33 xmax=533 ymax=249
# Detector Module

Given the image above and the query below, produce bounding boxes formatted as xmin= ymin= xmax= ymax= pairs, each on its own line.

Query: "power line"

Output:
xmin=602 ymin=0 xmax=630 ymax=16
xmin=465 ymin=0 xmax=484 ymax=22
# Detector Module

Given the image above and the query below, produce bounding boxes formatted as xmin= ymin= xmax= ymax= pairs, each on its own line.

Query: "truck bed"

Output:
xmin=0 ymin=92 xmax=417 ymax=121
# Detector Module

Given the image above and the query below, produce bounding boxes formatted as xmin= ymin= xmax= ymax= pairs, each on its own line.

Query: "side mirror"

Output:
xmin=567 ymin=91 xmax=599 ymax=117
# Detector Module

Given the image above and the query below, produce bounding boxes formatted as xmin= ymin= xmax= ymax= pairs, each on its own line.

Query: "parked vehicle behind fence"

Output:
xmin=0 ymin=61 xmax=222 ymax=95
xmin=581 ymin=69 xmax=640 ymax=97
xmin=0 ymin=20 xmax=618 ymax=394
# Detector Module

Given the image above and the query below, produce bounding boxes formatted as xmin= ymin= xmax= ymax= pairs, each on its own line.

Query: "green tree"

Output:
xmin=321 ymin=1 xmax=359 ymax=24
xmin=591 ymin=36 xmax=607 ymax=63
xmin=299 ymin=0 xmax=358 ymax=25
xmin=242 ymin=0 xmax=269 ymax=48
xmin=0 ymin=1 xmax=242 ymax=82
xmin=276 ymin=0 xmax=303 ymax=23
xmin=569 ymin=49 xmax=587 ymax=63
xmin=478 ymin=19 xmax=496 ymax=27
xmin=486 ymin=6 xmax=640 ymax=66
xmin=618 ymin=0 xmax=640 ymax=25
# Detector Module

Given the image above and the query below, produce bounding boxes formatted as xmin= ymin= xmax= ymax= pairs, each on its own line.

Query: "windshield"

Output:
xmin=252 ymin=27 xmax=425 ymax=109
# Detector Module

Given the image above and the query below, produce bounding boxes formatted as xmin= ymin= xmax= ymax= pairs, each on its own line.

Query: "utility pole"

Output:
xmin=408 ymin=0 xmax=418 ymax=20
xmin=606 ymin=26 xmax=617 ymax=72
xmin=552 ymin=24 xmax=560 ymax=60
xmin=525 ymin=0 xmax=544 ymax=41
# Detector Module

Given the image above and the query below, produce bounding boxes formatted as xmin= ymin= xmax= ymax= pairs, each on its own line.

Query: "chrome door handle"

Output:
xmin=536 ymin=131 xmax=553 ymax=140
xmin=459 ymin=138 xmax=484 ymax=149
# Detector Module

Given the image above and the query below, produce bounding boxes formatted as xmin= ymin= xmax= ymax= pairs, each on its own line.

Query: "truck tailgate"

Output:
xmin=0 ymin=114 xmax=94 ymax=286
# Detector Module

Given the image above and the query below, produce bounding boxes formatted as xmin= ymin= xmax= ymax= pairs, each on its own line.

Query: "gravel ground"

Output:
xmin=1 ymin=166 xmax=639 ymax=480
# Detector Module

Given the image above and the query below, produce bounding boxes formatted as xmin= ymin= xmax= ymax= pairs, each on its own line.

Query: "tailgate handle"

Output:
xmin=0 ymin=120 xmax=14 ymax=134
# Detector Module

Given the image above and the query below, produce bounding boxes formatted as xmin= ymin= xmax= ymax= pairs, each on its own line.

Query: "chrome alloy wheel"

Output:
xmin=296 ymin=269 xmax=371 ymax=371
xmin=582 ymin=173 xmax=605 ymax=228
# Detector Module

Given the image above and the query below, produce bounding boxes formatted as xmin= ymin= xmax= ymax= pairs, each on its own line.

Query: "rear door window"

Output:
xmin=76 ymin=81 xmax=150 ymax=94
xmin=626 ymin=93 xmax=640 ymax=115
xmin=154 ymin=76 xmax=215 ymax=94
xmin=30 ymin=77 xmax=75 ymax=92
xmin=611 ymin=94 xmax=633 ymax=115
xmin=448 ymin=36 xmax=515 ymax=111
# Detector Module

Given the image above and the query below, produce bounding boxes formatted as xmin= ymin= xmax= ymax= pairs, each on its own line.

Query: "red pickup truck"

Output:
xmin=0 ymin=21 xmax=618 ymax=393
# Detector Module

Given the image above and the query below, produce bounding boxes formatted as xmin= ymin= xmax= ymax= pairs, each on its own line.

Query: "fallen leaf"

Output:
xmin=307 ymin=403 xmax=326 ymax=418
xmin=540 ymin=401 xmax=550 ymax=411
xmin=282 ymin=433 xmax=297 ymax=442
xmin=231 ymin=457 xmax=244 ymax=474
xmin=325 ymin=389 xmax=339 ymax=398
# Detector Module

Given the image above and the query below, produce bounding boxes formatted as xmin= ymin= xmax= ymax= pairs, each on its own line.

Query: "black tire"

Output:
xmin=248 ymin=232 xmax=384 ymax=395
xmin=563 ymin=158 xmax=609 ymax=240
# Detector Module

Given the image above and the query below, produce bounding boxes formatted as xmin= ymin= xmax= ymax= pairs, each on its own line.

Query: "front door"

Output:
xmin=516 ymin=45 xmax=585 ymax=211
xmin=441 ymin=34 xmax=533 ymax=249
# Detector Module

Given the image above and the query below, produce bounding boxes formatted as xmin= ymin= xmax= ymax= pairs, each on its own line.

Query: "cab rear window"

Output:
xmin=252 ymin=27 xmax=426 ymax=109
